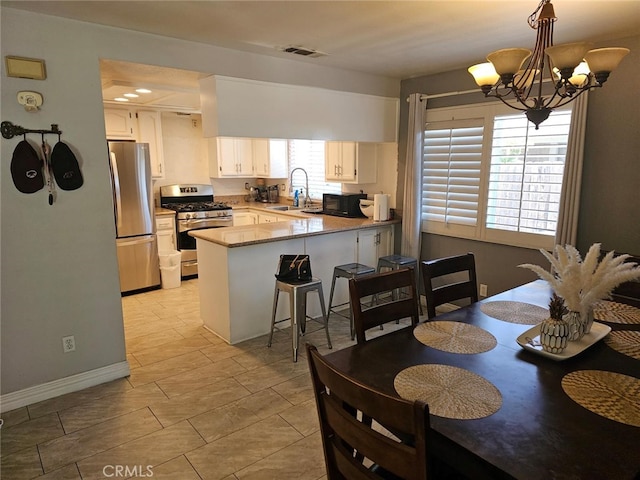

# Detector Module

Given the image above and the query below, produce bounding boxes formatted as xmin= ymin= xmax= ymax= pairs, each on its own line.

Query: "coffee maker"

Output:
xmin=256 ymin=185 xmax=279 ymax=203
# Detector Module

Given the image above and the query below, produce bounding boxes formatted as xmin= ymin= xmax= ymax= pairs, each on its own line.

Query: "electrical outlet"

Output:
xmin=480 ymin=284 xmax=488 ymax=297
xmin=62 ymin=335 xmax=76 ymax=353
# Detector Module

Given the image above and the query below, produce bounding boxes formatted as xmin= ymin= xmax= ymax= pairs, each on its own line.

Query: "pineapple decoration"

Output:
xmin=539 ymin=294 xmax=570 ymax=354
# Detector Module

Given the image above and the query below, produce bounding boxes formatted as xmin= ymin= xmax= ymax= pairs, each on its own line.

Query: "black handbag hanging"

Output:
xmin=275 ymin=254 xmax=312 ymax=282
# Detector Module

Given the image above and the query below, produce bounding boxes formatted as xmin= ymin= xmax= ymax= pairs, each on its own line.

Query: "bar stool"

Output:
xmin=376 ymin=254 xmax=423 ymax=314
xmin=327 ymin=263 xmax=376 ymax=340
xmin=268 ymin=277 xmax=332 ymax=362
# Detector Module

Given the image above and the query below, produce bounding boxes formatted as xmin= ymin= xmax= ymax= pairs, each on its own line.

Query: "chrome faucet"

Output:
xmin=290 ymin=167 xmax=312 ymax=207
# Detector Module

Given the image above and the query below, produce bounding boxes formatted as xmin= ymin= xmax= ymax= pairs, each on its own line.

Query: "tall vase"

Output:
xmin=564 ymin=308 xmax=594 ymax=341
xmin=565 ymin=310 xmax=582 ymax=341
xmin=582 ymin=306 xmax=594 ymax=335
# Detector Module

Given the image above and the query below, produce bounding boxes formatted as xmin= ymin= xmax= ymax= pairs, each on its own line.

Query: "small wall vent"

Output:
xmin=280 ymin=46 xmax=327 ymax=58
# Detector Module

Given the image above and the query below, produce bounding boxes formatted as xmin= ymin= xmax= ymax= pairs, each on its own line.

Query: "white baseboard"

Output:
xmin=0 ymin=361 xmax=130 ymax=413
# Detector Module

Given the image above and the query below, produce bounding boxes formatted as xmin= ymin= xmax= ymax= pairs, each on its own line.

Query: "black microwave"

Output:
xmin=322 ymin=193 xmax=367 ymax=218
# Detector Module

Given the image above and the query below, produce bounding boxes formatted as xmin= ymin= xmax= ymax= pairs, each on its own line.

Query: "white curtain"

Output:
xmin=556 ymin=93 xmax=588 ymax=246
xmin=401 ymin=93 xmax=425 ymax=260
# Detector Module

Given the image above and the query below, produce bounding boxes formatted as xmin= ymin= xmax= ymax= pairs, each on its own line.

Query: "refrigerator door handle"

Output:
xmin=109 ymin=151 xmax=123 ymax=231
xmin=117 ymin=235 xmax=155 ymax=247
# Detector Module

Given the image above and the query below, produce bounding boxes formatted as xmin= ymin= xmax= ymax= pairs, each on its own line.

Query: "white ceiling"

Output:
xmin=4 ymin=0 xmax=639 ymax=108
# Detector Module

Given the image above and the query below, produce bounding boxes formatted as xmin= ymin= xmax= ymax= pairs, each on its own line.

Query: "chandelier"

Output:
xmin=468 ymin=0 xmax=629 ymax=128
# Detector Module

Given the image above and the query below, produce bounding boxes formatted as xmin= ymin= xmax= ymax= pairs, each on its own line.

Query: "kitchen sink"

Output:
xmin=266 ymin=205 xmax=303 ymax=211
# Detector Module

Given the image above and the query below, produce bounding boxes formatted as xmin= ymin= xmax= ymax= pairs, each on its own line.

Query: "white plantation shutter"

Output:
xmin=422 ymin=119 xmax=484 ymax=237
xmin=288 ymin=140 xmax=341 ymax=199
xmin=421 ymin=102 xmax=578 ymax=250
xmin=486 ymin=110 xmax=571 ymax=236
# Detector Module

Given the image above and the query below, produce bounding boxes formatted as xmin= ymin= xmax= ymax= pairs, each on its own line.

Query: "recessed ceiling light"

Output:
xmin=123 ymin=93 xmax=139 ymax=98
xmin=136 ymin=88 xmax=152 ymax=94
xmin=114 ymin=97 xmax=129 ymax=102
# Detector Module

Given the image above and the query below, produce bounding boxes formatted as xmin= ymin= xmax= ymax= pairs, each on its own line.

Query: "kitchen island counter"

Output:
xmin=190 ymin=214 xmax=399 ymax=345
xmin=189 ymin=214 xmax=399 ymax=247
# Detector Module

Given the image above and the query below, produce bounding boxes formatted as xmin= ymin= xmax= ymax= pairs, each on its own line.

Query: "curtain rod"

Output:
xmin=406 ymin=88 xmax=480 ymax=102
xmin=411 ymin=76 xmax=556 ymax=102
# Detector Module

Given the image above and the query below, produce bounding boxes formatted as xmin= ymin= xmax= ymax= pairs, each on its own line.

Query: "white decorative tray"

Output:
xmin=516 ymin=322 xmax=612 ymax=361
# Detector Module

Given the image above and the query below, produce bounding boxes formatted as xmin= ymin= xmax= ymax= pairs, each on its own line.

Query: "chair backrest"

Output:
xmin=421 ymin=253 xmax=479 ymax=319
xmin=306 ymin=343 xmax=430 ymax=480
xmin=348 ymin=268 xmax=421 ymax=344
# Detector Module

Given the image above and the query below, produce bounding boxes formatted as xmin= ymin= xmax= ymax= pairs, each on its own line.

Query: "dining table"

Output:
xmin=324 ymin=280 xmax=640 ymax=480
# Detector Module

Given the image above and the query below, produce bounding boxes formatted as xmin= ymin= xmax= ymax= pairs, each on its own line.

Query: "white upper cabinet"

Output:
xmin=209 ymin=137 xmax=288 ymax=178
xmin=325 ymin=141 xmax=377 ymax=184
xmin=214 ymin=137 xmax=254 ymax=176
xmin=136 ymin=110 xmax=165 ymax=178
xmin=104 ymin=106 xmax=165 ymax=178
xmin=254 ymin=138 xmax=288 ymax=178
xmin=104 ymin=107 xmax=137 ymax=140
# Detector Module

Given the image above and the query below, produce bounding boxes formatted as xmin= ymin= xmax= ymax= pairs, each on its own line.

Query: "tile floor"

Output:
xmin=1 ymin=278 xmax=412 ymax=479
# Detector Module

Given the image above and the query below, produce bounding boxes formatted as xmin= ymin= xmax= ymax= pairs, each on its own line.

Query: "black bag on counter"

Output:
xmin=275 ymin=254 xmax=312 ymax=282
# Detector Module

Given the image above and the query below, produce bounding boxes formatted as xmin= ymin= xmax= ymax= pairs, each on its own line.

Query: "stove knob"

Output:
xmin=185 ymin=213 xmax=193 ymax=220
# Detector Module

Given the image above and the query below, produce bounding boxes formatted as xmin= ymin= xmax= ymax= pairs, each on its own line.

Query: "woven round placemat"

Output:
xmin=480 ymin=301 xmax=547 ymax=325
xmin=604 ymin=330 xmax=640 ymax=360
xmin=561 ymin=370 xmax=640 ymax=427
xmin=593 ymin=301 xmax=640 ymax=325
xmin=394 ymin=364 xmax=502 ymax=420
xmin=413 ymin=321 xmax=497 ymax=354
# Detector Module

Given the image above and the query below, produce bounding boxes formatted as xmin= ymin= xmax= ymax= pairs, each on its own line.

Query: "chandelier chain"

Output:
xmin=528 ymin=0 xmax=551 ymax=28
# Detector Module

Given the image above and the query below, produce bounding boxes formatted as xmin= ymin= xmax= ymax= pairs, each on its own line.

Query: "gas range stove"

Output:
xmin=161 ymin=201 xmax=232 ymax=220
xmin=160 ymin=184 xmax=233 ymax=220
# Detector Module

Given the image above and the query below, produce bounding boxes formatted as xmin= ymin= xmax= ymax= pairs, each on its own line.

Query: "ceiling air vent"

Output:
xmin=280 ymin=46 xmax=327 ymax=58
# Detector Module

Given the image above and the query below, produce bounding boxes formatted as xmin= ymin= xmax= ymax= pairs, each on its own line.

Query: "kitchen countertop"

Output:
xmin=190 ymin=204 xmax=399 ymax=248
xmin=154 ymin=207 xmax=176 ymax=216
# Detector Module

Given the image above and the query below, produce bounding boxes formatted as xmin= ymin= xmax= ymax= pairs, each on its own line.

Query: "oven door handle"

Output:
xmin=184 ymin=218 xmax=233 ymax=227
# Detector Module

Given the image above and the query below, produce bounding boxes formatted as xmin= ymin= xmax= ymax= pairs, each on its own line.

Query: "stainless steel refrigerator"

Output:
xmin=108 ymin=141 xmax=160 ymax=293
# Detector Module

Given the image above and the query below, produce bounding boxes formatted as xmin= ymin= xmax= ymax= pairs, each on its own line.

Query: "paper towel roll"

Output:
xmin=374 ymin=194 xmax=390 ymax=221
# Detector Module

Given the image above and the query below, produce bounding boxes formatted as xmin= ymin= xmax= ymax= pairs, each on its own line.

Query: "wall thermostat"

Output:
xmin=17 ymin=91 xmax=43 ymax=112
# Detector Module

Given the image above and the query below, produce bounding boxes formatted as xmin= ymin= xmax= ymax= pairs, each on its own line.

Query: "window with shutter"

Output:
xmin=486 ymin=111 xmax=570 ymax=235
xmin=421 ymin=102 xmax=575 ymax=250
xmin=422 ymin=119 xmax=484 ymax=238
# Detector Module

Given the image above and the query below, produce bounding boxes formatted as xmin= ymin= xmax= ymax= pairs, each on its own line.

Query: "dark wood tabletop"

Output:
xmin=324 ymin=280 xmax=640 ymax=480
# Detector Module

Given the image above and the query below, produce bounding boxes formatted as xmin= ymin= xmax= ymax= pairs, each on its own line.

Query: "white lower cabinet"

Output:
xmin=356 ymin=226 xmax=393 ymax=268
xmin=258 ymin=213 xmax=282 ymax=224
xmin=233 ymin=211 xmax=258 ymax=226
xmin=156 ymin=215 xmax=177 ymax=252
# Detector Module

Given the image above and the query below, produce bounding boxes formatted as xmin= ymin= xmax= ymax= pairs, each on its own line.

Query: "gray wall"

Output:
xmin=398 ymin=34 xmax=640 ymax=296
xmin=0 ymin=7 xmax=399 ymax=398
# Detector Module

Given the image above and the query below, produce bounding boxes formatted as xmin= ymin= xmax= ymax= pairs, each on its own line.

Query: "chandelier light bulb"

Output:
xmin=468 ymin=63 xmax=500 ymax=88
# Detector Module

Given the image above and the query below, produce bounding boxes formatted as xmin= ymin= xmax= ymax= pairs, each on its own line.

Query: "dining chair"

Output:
xmin=421 ymin=252 xmax=479 ymax=320
xmin=348 ymin=268 xmax=420 ymax=344
xmin=306 ymin=343 xmax=430 ymax=480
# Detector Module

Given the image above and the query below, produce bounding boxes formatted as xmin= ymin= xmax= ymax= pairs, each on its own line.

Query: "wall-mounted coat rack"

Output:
xmin=1 ymin=120 xmax=62 ymax=139
xmin=4 ymin=120 xmax=82 ymax=205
